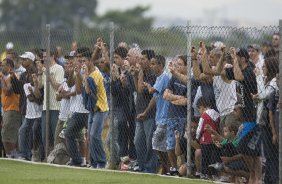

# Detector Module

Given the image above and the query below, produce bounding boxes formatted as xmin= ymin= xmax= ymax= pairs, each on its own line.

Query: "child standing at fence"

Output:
xmin=196 ymin=97 xmax=220 ymax=180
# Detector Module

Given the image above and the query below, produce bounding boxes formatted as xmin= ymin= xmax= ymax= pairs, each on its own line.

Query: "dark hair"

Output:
xmin=77 ymin=47 xmax=92 ymax=59
xmin=196 ymin=97 xmax=210 ymax=109
xmin=236 ymin=48 xmax=250 ymax=61
xmin=178 ymin=55 xmax=187 ymax=66
xmin=264 ymin=57 xmax=279 ymax=84
xmin=7 ymin=51 xmax=19 ymax=63
xmin=264 ymin=48 xmax=279 ymax=59
xmin=225 ymin=114 xmax=240 ymax=133
xmin=141 ymin=49 xmax=155 ymax=60
xmin=153 ymin=55 xmax=166 ymax=67
xmin=3 ymin=58 xmax=14 ymax=68
xmin=261 ymin=41 xmax=272 ymax=47
xmin=272 ymin=33 xmax=280 ymax=38
xmin=31 ymin=48 xmax=43 ymax=59
xmin=114 ymin=47 xmax=128 ymax=59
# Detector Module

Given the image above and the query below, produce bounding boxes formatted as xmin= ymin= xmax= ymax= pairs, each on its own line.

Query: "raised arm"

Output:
xmin=230 ymin=47 xmax=244 ymax=81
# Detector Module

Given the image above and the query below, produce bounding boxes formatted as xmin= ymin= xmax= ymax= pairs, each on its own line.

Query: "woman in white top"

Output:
xmin=252 ymin=56 xmax=279 ymax=184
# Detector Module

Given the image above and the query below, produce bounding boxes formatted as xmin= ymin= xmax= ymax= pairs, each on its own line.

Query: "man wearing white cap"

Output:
xmin=18 ymin=51 xmax=43 ymax=161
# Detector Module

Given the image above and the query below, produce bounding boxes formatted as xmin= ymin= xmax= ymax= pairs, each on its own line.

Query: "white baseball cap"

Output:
xmin=6 ymin=42 xmax=14 ymax=50
xmin=20 ymin=52 xmax=35 ymax=61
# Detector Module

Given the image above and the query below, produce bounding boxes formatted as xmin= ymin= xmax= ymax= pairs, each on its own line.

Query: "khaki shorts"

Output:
xmin=1 ymin=111 xmax=21 ymax=144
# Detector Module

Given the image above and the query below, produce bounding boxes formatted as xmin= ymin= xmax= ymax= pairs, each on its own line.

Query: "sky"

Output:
xmin=97 ymin=0 xmax=282 ymax=27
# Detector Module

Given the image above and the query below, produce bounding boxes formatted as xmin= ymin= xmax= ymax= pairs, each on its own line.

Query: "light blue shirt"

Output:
xmin=153 ymin=71 xmax=171 ymax=125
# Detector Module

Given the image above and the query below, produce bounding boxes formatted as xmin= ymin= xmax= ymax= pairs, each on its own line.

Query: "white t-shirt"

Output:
xmin=213 ymin=76 xmax=237 ymax=116
xmin=42 ymin=63 xmax=64 ymax=111
xmin=69 ymin=85 xmax=89 ymax=114
xmin=58 ymin=81 xmax=71 ymax=121
xmin=24 ymin=83 xmax=43 ymax=119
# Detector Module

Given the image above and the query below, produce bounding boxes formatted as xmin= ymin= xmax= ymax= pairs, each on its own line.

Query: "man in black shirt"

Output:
xmin=232 ymin=47 xmax=257 ymax=122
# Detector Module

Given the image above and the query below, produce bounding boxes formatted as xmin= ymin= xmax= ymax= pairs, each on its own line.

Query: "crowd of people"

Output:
xmin=0 ymin=32 xmax=280 ymax=184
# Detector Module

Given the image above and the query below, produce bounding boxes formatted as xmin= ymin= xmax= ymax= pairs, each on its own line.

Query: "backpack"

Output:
xmin=82 ymin=77 xmax=98 ymax=112
xmin=47 ymin=143 xmax=70 ymax=165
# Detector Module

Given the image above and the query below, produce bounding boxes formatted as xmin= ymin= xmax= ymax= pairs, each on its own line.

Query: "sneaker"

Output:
xmin=59 ymin=129 xmax=66 ymax=139
xmin=208 ymin=162 xmax=224 ymax=171
xmin=166 ymin=167 xmax=179 ymax=176
xmin=194 ymin=172 xmax=201 ymax=178
xmin=217 ymin=176 xmax=230 ymax=182
xmin=31 ymin=150 xmax=40 ymax=162
xmin=200 ymin=174 xmax=209 ymax=180
xmin=67 ymin=160 xmax=84 ymax=167
xmin=17 ymin=156 xmax=29 ymax=161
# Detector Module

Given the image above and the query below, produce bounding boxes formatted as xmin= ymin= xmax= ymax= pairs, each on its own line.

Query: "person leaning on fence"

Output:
xmin=37 ymin=47 xmax=64 ymax=155
xmin=82 ymin=47 xmax=108 ymax=169
xmin=266 ymin=73 xmax=279 ymax=184
xmin=18 ymin=52 xmax=43 ymax=161
xmin=134 ymin=49 xmax=157 ymax=173
xmin=195 ymin=97 xmax=220 ymax=180
xmin=139 ymin=55 xmax=171 ymax=174
xmin=53 ymin=53 xmax=74 ymax=147
xmin=65 ymin=48 xmax=90 ymax=167
xmin=175 ymin=119 xmax=201 ymax=177
xmin=200 ymin=45 xmax=237 ymax=134
xmin=111 ymin=46 xmax=137 ymax=164
xmin=19 ymin=73 xmax=43 ymax=161
xmin=251 ymin=57 xmax=279 ymax=184
xmin=231 ymin=47 xmax=257 ymax=123
xmin=163 ymin=55 xmax=188 ymax=176
xmin=0 ymin=58 xmax=21 ymax=158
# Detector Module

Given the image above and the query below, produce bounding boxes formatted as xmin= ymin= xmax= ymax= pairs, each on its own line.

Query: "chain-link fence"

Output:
xmin=0 ymin=22 xmax=281 ymax=184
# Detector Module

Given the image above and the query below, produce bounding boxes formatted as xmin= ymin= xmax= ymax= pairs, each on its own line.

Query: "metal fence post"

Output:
xmin=278 ymin=19 xmax=282 ymax=184
xmin=45 ymin=24 xmax=51 ymax=159
xmin=185 ymin=20 xmax=192 ymax=177
xmin=109 ymin=22 xmax=115 ymax=168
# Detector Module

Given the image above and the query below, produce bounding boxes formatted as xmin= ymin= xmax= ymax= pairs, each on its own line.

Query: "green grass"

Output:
xmin=0 ymin=159 xmax=212 ymax=184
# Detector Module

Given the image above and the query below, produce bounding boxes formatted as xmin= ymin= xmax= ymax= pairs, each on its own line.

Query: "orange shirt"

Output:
xmin=0 ymin=81 xmax=20 ymax=112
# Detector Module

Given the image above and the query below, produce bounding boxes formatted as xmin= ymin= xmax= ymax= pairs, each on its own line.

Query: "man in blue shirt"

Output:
xmin=139 ymin=55 xmax=171 ymax=174
xmin=163 ymin=55 xmax=188 ymax=175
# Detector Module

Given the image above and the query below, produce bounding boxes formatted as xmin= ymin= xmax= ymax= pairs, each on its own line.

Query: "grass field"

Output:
xmin=0 ymin=159 xmax=213 ymax=184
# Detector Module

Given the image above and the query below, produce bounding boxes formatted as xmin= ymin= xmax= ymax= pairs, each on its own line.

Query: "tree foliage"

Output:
xmin=0 ymin=0 xmax=97 ymax=31
xmin=94 ymin=5 xmax=154 ymax=30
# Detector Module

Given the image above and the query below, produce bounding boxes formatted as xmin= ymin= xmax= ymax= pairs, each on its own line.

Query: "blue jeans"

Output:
xmin=88 ymin=111 xmax=108 ymax=168
xmin=65 ymin=113 xmax=88 ymax=164
xmin=134 ymin=118 xmax=158 ymax=173
xmin=114 ymin=111 xmax=136 ymax=159
xmin=19 ymin=118 xmax=41 ymax=160
xmin=41 ymin=110 xmax=59 ymax=152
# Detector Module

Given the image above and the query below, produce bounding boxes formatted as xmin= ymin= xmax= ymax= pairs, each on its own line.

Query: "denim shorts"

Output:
xmin=166 ymin=118 xmax=186 ymax=150
xmin=152 ymin=124 xmax=167 ymax=152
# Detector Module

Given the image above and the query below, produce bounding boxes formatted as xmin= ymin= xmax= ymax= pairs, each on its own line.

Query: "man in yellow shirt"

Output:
xmin=80 ymin=47 xmax=108 ymax=168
